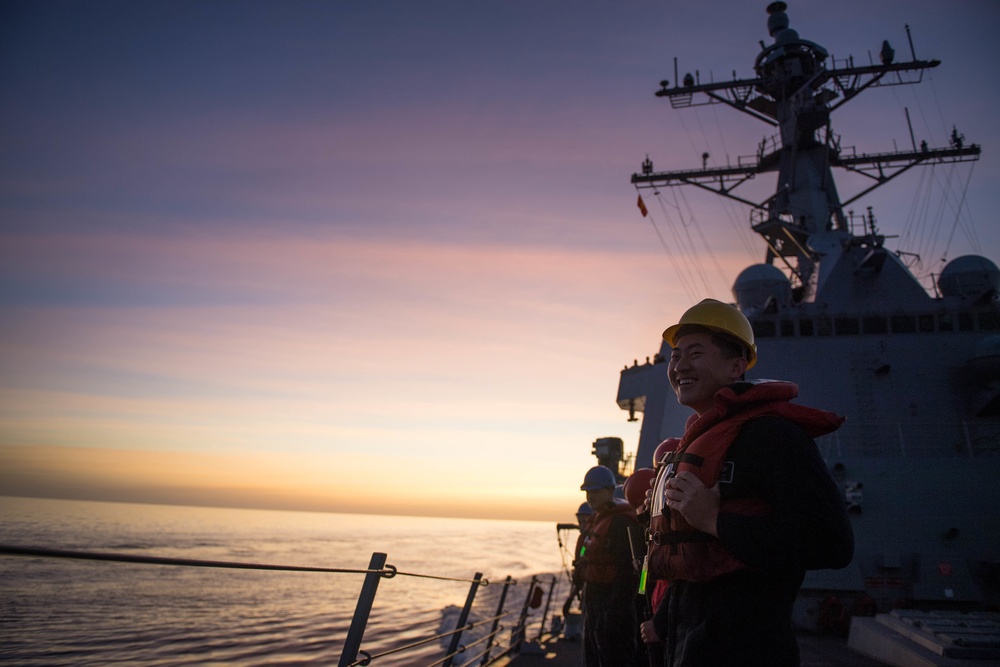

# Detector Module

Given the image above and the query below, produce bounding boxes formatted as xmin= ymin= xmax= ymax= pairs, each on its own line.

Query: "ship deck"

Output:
xmin=505 ymin=630 xmax=891 ymax=666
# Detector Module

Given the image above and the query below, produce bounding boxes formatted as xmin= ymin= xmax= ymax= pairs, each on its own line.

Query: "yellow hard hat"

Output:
xmin=662 ymin=298 xmax=758 ymax=369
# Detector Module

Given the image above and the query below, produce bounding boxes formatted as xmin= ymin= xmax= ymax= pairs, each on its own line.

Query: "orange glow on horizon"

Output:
xmin=0 ymin=444 xmax=583 ymax=522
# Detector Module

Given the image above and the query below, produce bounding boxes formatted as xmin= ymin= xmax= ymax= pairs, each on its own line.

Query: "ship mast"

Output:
xmin=632 ymin=1 xmax=980 ymax=303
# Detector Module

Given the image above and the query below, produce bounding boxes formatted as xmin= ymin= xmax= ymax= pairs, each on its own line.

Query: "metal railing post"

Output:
xmin=511 ymin=575 xmax=537 ymax=653
xmin=535 ymin=575 xmax=556 ymax=640
xmin=480 ymin=575 xmax=513 ymax=666
xmin=443 ymin=571 xmax=483 ymax=667
xmin=338 ymin=552 xmax=388 ymax=667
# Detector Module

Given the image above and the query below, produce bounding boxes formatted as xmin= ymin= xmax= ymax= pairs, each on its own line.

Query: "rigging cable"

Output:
xmin=939 ymin=161 xmax=980 ymax=261
xmin=676 ymin=185 xmax=740 ymax=296
xmin=708 ymin=102 xmax=761 ymax=257
xmin=675 ymin=109 xmax=756 ymax=296
xmin=891 ymin=79 xmax=938 ymax=267
xmin=666 ymin=188 xmax=717 ymax=297
xmin=664 ymin=188 xmax=710 ymax=298
xmin=888 ymin=76 xmax=980 ymax=282
xmin=651 ymin=193 xmax=703 ymax=301
xmin=931 ymin=163 xmax=960 ymax=258
xmin=906 ymin=164 xmax=935 ymax=270
xmin=901 ymin=71 xmax=983 ymax=256
xmin=693 ymin=101 xmax=758 ymax=256
xmin=638 ymin=188 xmax=703 ymax=302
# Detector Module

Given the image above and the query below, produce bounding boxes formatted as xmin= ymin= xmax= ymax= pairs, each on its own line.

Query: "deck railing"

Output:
xmin=0 ymin=544 xmax=561 ymax=667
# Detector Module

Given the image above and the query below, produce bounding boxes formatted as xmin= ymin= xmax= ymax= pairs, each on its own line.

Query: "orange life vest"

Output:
xmin=579 ymin=500 xmax=638 ymax=584
xmin=648 ymin=380 xmax=844 ymax=582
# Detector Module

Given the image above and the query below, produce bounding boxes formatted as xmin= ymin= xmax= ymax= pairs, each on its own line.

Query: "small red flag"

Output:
xmin=637 ymin=195 xmax=648 ymax=217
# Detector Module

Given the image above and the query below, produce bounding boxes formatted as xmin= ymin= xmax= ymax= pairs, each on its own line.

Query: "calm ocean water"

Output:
xmin=0 ymin=497 xmax=574 ymax=666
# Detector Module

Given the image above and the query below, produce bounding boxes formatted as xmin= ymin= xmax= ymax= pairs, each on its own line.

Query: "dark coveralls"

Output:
xmin=653 ymin=414 xmax=854 ymax=667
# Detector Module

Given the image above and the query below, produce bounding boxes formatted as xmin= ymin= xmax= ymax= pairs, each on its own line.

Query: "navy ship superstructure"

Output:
xmin=618 ymin=2 xmax=998 ymax=615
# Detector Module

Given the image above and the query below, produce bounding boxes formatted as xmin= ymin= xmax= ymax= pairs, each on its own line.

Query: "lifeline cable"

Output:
xmin=0 ymin=544 xmax=397 ymax=576
xmin=0 ymin=544 xmax=492 ymax=585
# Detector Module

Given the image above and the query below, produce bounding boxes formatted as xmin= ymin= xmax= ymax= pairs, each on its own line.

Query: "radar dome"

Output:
xmin=733 ymin=263 xmax=791 ymax=313
xmin=775 ymin=28 xmax=800 ymax=45
xmin=938 ymin=255 xmax=1000 ymax=299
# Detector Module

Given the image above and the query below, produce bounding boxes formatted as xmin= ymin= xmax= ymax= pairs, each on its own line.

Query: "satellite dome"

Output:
xmin=938 ymin=255 xmax=1000 ymax=299
xmin=733 ymin=263 xmax=792 ymax=313
xmin=775 ymin=28 xmax=800 ymax=45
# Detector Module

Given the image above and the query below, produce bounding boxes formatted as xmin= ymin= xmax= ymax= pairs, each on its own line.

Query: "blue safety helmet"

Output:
xmin=576 ymin=502 xmax=593 ymax=516
xmin=580 ymin=465 xmax=617 ymax=491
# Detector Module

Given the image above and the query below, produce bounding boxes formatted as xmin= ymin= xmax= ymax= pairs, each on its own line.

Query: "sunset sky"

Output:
xmin=2 ymin=0 xmax=999 ymax=522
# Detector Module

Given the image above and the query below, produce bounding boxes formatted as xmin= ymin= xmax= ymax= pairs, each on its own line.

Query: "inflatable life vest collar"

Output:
xmin=648 ymin=379 xmax=845 ymax=582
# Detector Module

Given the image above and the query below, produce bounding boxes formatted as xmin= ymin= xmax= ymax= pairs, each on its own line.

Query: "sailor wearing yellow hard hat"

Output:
xmin=641 ymin=297 xmax=853 ymax=666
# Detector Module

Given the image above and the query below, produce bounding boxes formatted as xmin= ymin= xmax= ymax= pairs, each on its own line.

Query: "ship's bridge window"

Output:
xmin=834 ymin=317 xmax=860 ymax=335
xmin=816 ymin=317 xmax=833 ymax=336
xmin=799 ymin=319 xmax=814 ymax=336
xmin=979 ymin=312 xmax=1000 ymax=331
xmin=780 ymin=319 xmax=795 ymax=337
xmin=918 ymin=314 xmax=935 ymax=333
xmin=752 ymin=320 xmax=777 ymax=338
xmin=890 ymin=315 xmax=916 ymax=333
xmin=938 ymin=313 xmax=954 ymax=331
xmin=959 ymin=313 xmax=975 ymax=331
xmin=863 ymin=316 xmax=888 ymax=334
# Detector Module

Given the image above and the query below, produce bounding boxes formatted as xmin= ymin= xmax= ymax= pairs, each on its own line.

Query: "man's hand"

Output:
xmin=663 ymin=471 xmax=720 ymax=536
xmin=640 ymin=619 xmax=660 ymax=644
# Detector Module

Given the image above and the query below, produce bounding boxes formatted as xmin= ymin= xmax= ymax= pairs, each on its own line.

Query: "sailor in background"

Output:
xmin=646 ymin=299 xmax=853 ymax=667
xmin=562 ymin=501 xmax=594 ymax=626
xmin=577 ymin=465 xmax=642 ymax=666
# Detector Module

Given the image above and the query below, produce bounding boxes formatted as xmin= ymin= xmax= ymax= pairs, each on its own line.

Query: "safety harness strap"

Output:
xmin=649 ymin=529 xmax=716 ymax=546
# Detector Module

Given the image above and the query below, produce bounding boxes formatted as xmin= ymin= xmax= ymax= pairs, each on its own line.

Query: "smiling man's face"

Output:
xmin=668 ymin=332 xmax=748 ymax=415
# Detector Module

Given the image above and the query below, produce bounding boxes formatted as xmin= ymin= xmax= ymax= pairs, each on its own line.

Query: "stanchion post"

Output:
xmin=511 ymin=575 xmax=537 ymax=653
xmin=480 ymin=575 xmax=513 ymax=666
xmin=337 ymin=552 xmax=388 ymax=667
xmin=442 ymin=571 xmax=483 ymax=667
xmin=535 ymin=574 xmax=557 ymax=641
